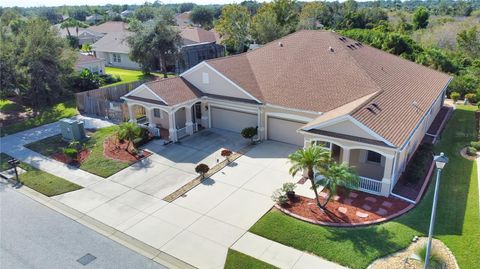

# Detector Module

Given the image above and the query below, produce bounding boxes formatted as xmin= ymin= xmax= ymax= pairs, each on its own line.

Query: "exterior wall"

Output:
xmin=75 ymin=61 xmax=106 ymax=74
xmin=320 ymin=119 xmax=378 ymax=140
xmin=175 ymin=107 xmax=187 ymax=128
xmin=96 ymin=51 xmax=140 ymax=70
xmin=349 ymin=149 xmax=385 ymax=180
xmin=132 ymin=86 xmax=161 ymax=101
xmin=149 ymin=109 xmax=170 ymax=129
xmin=182 ymin=64 xmax=255 ymax=100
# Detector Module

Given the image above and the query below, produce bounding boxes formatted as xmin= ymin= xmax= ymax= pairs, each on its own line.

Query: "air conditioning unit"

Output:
xmin=59 ymin=119 xmax=87 ymax=141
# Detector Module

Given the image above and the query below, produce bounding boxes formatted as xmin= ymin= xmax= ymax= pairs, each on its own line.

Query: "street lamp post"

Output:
xmin=424 ymin=152 xmax=448 ymax=269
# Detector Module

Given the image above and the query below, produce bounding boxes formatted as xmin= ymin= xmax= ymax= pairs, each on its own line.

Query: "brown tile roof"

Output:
xmin=144 ymin=77 xmax=202 ymax=105
xmin=179 ymin=27 xmax=218 ymax=44
xmin=206 ymin=30 xmax=451 ymax=147
xmin=88 ymin=21 xmax=129 ymax=34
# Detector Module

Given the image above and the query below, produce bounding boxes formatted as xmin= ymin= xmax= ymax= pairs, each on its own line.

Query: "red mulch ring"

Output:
xmin=50 ymin=149 xmax=91 ymax=166
xmin=103 ymin=136 xmax=152 ymax=163
xmin=280 ymin=188 xmax=410 ymax=225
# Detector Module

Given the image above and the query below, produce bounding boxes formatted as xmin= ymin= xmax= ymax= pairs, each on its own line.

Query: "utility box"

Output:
xmin=59 ymin=119 xmax=87 ymax=141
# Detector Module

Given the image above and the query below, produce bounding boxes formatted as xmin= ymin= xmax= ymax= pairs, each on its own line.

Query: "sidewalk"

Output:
xmin=232 ymin=232 xmax=347 ymax=269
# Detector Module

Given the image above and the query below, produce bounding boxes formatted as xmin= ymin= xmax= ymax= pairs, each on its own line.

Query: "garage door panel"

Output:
xmin=267 ymin=117 xmax=305 ymax=146
xmin=211 ymin=107 xmax=257 ymax=133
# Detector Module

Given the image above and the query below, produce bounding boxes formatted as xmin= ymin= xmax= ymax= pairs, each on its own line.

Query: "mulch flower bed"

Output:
xmin=280 ymin=188 xmax=410 ymax=225
xmin=103 ymin=136 xmax=151 ymax=162
xmin=50 ymin=149 xmax=91 ymax=166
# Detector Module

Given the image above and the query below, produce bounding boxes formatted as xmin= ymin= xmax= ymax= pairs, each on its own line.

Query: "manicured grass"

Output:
xmin=1 ymin=100 xmax=78 ymax=137
xmin=0 ymin=153 xmax=82 ymax=196
xmin=104 ymin=67 xmax=174 ymax=87
xmin=25 ymin=126 xmax=131 ymax=178
xmin=249 ymin=106 xmax=479 ymax=269
xmin=224 ymin=250 xmax=278 ymax=269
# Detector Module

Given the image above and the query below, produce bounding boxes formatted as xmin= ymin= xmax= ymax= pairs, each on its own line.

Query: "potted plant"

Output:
xmin=282 ymin=182 xmax=297 ymax=200
xmin=221 ymin=149 xmax=232 ymax=162
xmin=195 ymin=163 xmax=210 ymax=179
xmin=241 ymin=127 xmax=258 ymax=144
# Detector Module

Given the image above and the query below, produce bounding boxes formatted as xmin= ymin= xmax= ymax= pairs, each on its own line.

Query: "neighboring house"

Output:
xmin=120 ymin=10 xmax=133 ymax=18
xmin=89 ymin=22 xmax=224 ymax=72
xmin=86 ymin=14 xmax=103 ymax=24
xmin=55 ymin=25 xmax=104 ymax=45
xmin=121 ymin=30 xmax=452 ymax=198
xmin=75 ymin=54 xmax=105 ymax=74
xmin=175 ymin=12 xmax=194 ymax=27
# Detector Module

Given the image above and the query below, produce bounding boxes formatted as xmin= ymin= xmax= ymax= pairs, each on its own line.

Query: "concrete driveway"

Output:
xmin=53 ymin=130 xmax=301 ymax=268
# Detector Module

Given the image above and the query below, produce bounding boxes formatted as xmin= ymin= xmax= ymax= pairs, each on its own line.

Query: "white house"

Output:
xmin=121 ymin=30 xmax=452 ymax=197
xmin=75 ymin=54 xmax=105 ymax=74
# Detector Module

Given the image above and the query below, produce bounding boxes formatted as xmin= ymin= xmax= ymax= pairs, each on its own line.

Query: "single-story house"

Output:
xmin=175 ymin=12 xmax=194 ymax=27
xmin=85 ymin=14 xmax=104 ymax=24
xmin=55 ymin=25 xmax=104 ymax=45
xmin=75 ymin=54 xmax=105 ymax=74
xmin=92 ymin=31 xmax=139 ymax=70
xmin=122 ymin=30 xmax=451 ymax=198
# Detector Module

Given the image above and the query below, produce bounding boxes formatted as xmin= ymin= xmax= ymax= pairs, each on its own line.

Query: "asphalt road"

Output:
xmin=0 ymin=184 xmax=168 ymax=269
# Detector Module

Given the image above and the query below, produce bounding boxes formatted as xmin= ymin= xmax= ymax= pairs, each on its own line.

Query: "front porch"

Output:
xmin=309 ymin=140 xmax=394 ymax=197
xmin=127 ymin=101 xmax=207 ymax=142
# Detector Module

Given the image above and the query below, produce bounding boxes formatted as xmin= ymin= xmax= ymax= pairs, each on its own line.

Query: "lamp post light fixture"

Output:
xmin=8 ymin=158 xmax=21 ymax=183
xmin=424 ymin=152 xmax=448 ymax=269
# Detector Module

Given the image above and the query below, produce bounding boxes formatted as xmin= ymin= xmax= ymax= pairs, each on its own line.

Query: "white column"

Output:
xmin=380 ymin=155 xmax=394 ymax=196
xmin=185 ymin=106 xmax=194 ymax=135
xmin=146 ymin=107 xmax=155 ymax=127
xmin=257 ymin=107 xmax=265 ymax=140
xmin=127 ymin=103 xmax=136 ymax=123
xmin=200 ymin=101 xmax=209 ymax=128
xmin=168 ymin=111 xmax=177 ymax=142
xmin=342 ymin=147 xmax=351 ymax=165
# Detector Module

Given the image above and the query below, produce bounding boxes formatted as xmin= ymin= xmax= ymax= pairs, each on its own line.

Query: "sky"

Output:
xmin=1 ymin=0 xmax=362 ymax=8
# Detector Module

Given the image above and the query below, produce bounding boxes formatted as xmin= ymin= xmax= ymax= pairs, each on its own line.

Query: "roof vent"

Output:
xmin=329 ymin=46 xmax=334 ymax=52
xmin=366 ymin=107 xmax=377 ymax=115
xmin=278 ymin=42 xmax=283 ymax=47
xmin=371 ymin=102 xmax=381 ymax=111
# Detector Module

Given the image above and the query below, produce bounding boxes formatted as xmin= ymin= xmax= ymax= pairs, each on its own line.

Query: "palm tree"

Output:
xmin=317 ymin=163 xmax=359 ymax=208
xmin=117 ymin=122 xmax=141 ymax=153
xmin=288 ymin=145 xmax=331 ymax=208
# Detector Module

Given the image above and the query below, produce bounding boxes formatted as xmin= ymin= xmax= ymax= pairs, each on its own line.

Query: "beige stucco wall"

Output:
xmin=131 ymin=86 xmax=161 ymax=101
xmin=320 ymin=119 xmax=377 ymax=140
xmin=182 ymin=64 xmax=255 ymax=100
xmin=97 ymin=51 xmax=140 ymax=70
xmin=349 ymin=149 xmax=385 ymax=180
xmin=75 ymin=61 xmax=105 ymax=74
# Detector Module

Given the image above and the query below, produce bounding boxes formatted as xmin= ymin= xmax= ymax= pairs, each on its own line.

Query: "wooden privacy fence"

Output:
xmin=75 ymin=81 xmax=145 ymax=122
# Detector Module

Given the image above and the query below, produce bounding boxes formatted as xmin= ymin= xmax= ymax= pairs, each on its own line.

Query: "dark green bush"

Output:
xmin=470 ymin=141 xmax=480 ymax=150
xmin=404 ymin=143 xmax=433 ymax=183
xmin=466 ymin=146 xmax=477 ymax=156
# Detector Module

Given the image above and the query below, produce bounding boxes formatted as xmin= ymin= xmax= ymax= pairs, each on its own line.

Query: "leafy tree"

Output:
xmin=133 ymin=5 xmax=156 ymax=22
xmin=117 ymin=122 xmax=142 ymax=153
xmin=457 ymin=26 xmax=480 ymax=59
xmin=241 ymin=127 xmax=257 ymax=144
xmin=412 ymin=6 xmax=429 ymax=30
xmin=190 ymin=6 xmax=214 ymax=29
xmin=298 ymin=2 xmax=331 ymax=30
xmin=241 ymin=0 xmax=262 ymax=15
xmin=215 ymin=4 xmax=251 ymax=54
xmin=128 ymin=17 xmax=182 ymax=77
xmin=179 ymin=3 xmax=196 ymax=13
xmin=316 ymin=163 xmax=359 ymax=208
xmin=267 ymin=0 xmax=299 ymax=34
xmin=71 ymin=69 xmax=101 ymax=92
xmin=251 ymin=8 xmax=284 ymax=44
xmin=38 ymin=7 xmax=62 ymax=24
xmin=195 ymin=163 xmax=210 ymax=179
xmin=288 ymin=145 xmax=331 ymax=209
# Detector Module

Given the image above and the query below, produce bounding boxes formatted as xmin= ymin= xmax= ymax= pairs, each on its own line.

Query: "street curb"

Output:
xmin=14 ymin=185 xmax=196 ymax=269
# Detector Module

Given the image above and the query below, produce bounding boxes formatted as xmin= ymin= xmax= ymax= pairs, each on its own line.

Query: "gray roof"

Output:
xmin=92 ymin=32 xmax=133 ymax=54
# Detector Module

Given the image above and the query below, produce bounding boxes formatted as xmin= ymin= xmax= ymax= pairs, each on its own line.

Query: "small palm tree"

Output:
xmin=288 ymin=145 xmax=331 ymax=208
xmin=117 ymin=122 xmax=141 ymax=153
xmin=317 ymin=163 xmax=359 ymax=208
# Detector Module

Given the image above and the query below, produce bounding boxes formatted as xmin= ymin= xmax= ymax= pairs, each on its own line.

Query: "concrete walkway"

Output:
xmin=0 ymin=116 xmax=115 ymax=187
xmin=232 ymin=232 xmax=346 ymax=269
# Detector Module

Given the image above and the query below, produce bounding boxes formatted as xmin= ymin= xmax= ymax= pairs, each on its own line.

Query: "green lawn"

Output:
xmin=248 ymin=105 xmax=479 ymax=269
xmin=1 ymin=100 xmax=78 ymax=137
xmin=25 ymin=126 xmax=131 ymax=178
xmin=0 ymin=153 xmax=82 ymax=196
xmin=224 ymin=250 xmax=278 ymax=269
xmin=104 ymin=67 xmax=174 ymax=87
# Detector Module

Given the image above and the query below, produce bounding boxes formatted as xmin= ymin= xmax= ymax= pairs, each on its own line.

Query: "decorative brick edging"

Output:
xmin=276 ymin=161 xmax=436 ymax=228
xmin=163 ymin=143 xmax=255 ymax=203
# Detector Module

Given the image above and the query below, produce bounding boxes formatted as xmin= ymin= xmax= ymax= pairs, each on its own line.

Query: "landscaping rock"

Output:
xmin=376 ymin=208 xmax=388 ymax=216
xmin=338 ymin=207 xmax=347 ymax=214
xmin=362 ymin=204 xmax=372 ymax=211
xmin=381 ymin=201 xmax=393 ymax=208
xmin=356 ymin=211 xmax=369 ymax=218
xmin=365 ymin=196 xmax=377 ymax=203
xmin=343 ymin=198 xmax=353 ymax=205
xmin=348 ymin=192 xmax=359 ymax=198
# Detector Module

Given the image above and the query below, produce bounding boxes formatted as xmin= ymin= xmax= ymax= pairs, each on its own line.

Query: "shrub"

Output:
xmin=415 ymin=244 xmax=445 ymax=269
xmin=62 ymin=147 xmax=78 ymax=160
xmin=466 ymin=146 xmax=477 ymax=156
xmin=281 ymin=182 xmax=297 ymax=193
xmin=221 ymin=149 xmax=232 ymax=157
xmin=404 ymin=143 xmax=433 ymax=183
xmin=450 ymin=92 xmax=460 ymax=102
xmin=470 ymin=141 xmax=480 ymax=150
xmin=195 ymin=163 xmax=210 ymax=178
xmin=271 ymin=189 xmax=288 ymax=206
xmin=241 ymin=127 xmax=258 ymax=143
xmin=465 ymin=93 xmax=477 ymax=103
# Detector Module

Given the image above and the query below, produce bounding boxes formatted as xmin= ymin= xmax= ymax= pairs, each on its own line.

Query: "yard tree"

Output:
xmin=266 ymin=0 xmax=299 ymax=34
xmin=251 ymin=8 xmax=284 ymax=44
xmin=457 ymin=26 xmax=480 ymax=59
xmin=288 ymin=145 xmax=331 ymax=209
xmin=412 ymin=6 xmax=429 ymax=30
xmin=215 ymin=4 xmax=251 ymax=54
xmin=298 ymin=1 xmax=331 ymax=30
xmin=316 ymin=163 xmax=359 ymax=208
xmin=190 ymin=6 xmax=214 ymax=29
xmin=133 ymin=5 xmax=157 ymax=22
xmin=128 ymin=17 xmax=182 ymax=77
xmin=179 ymin=3 xmax=196 ymax=13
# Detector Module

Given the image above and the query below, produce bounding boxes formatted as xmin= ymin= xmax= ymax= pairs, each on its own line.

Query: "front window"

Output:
xmin=153 ymin=108 xmax=161 ymax=118
xmin=314 ymin=141 xmax=331 ymax=150
xmin=367 ymin=151 xmax=382 ymax=164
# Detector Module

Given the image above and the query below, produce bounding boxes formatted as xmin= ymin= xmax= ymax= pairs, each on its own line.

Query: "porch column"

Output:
xmin=201 ymin=101 xmax=209 ymax=128
xmin=185 ymin=106 xmax=194 ymax=135
xmin=342 ymin=147 xmax=351 ymax=164
xmin=257 ymin=107 xmax=265 ymax=140
xmin=380 ymin=155 xmax=394 ymax=196
xmin=168 ymin=111 xmax=177 ymax=142
xmin=127 ymin=103 xmax=136 ymax=123
xmin=146 ymin=107 xmax=155 ymax=127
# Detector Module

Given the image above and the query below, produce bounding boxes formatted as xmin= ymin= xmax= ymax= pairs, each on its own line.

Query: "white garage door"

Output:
xmin=211 ymin=107 xmax=257 ymax=133
xmin=267 ymin=117 xmax=305 ymax=146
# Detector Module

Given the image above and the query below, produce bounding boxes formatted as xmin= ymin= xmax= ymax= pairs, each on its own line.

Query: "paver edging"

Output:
xmin=12 ymin=184 xmax=196 ymax=269
xmin=163 ymin=143 xmax=256 ymax=203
